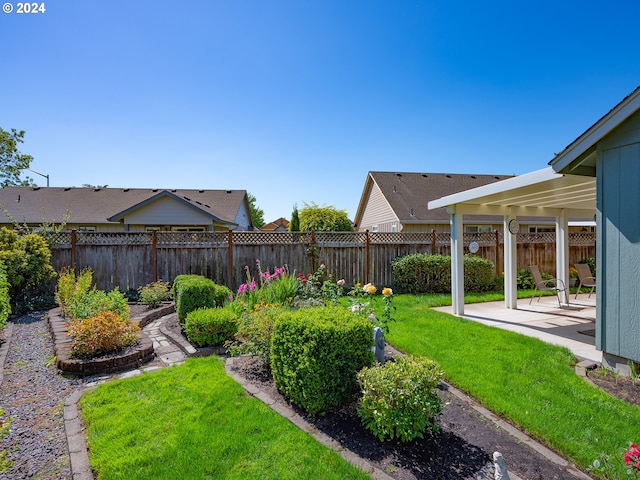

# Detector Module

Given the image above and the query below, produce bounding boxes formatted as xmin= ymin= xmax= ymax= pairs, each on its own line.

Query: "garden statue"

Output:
xmin=373 ymin=326 xmax=385 ymax=364
xmin=493 ymin=452 xmax=510 ymax=480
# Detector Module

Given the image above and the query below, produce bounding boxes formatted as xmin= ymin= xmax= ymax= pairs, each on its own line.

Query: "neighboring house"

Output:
xmin=0 ymin=186 xmax=254 ymax=231
xmin=261 ymin=217 xmax=290 ymax=232
xmin=353 ymin=171 xmax=515 ymax=233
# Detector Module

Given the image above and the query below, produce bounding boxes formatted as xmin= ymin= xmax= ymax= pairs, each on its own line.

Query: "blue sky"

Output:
xmin=3 ymin=1 xmax=639 ymax=223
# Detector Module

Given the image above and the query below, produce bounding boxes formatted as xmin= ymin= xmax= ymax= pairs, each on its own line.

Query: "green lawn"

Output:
xmin=387 ymin=294 xmax=640 ymax=478
xmin=79 ymin=357 xmax=370 ymax=480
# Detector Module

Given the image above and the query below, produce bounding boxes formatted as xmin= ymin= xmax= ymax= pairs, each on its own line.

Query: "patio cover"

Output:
xmin=428 ymin=167 xmax=596 ymax=314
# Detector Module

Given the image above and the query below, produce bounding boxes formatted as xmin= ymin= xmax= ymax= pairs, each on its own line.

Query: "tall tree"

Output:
xmin=0 ymin=128 xmax=35 ymax=187
xmin=247 ymin=193 xmax=265 ymax=229
xmin=298 ymin=202 xmax=353 ymax=232
xmin=289 ymin=204 xmax=300 ymax=232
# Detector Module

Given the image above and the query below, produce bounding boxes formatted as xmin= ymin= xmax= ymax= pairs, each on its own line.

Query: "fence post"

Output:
xmin=227 ymin=230 xmax=233 ymax=287
xmin=71 ymin=229 xmax=77 ymax=272
xmin=365 ymin=230 xmax=370 ymax=284
xmin=152 ymin=230 xmax=158 ymax=282
xmin=431 ymin=229 xmax=437 ymax=254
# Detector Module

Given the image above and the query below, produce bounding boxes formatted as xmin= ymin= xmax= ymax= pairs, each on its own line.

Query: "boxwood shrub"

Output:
xmin=173 ymin=275 xmax=231 ymax=325
xmin=392 ymin=253 xmax=495 ymax=293
xmin=270 ymin=306 xmax=373 ymax=416
xmin=184 ymin=307 xmax=238 ymax=347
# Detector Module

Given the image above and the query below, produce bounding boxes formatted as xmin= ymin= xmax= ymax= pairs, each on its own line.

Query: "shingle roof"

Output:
xmin=356 ymin=172 xmax=514 ymax=226
xmin=0 ymin=186 xmax=247 ymax=226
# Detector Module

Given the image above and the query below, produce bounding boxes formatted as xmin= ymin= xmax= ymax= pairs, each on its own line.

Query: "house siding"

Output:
xmin=122 ymin=196 xmax=214 ymax=227
xmin=597 ymin=109 xmax=640 ymax=363
xmin=357 ymin=182 xmax=399 ymax=231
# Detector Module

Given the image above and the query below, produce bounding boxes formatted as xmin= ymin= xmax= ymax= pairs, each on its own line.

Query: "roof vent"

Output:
xmin=396 ymin=173 xmax=402 ymax=177
xmin=152 ymin=189 xmax=158 ymax=192
xmin=32 ymin=187 xmax=40 ymax=191
xmin=123 ymin=188 xmax=129 ymax=192
xmin=410 ymin=208 xmax=415 ymax=216
xmin=421 ymin=174 xmax=428 ymax=178
xmin=196 ymin=201 xmax=202 ymax=206
xmin=204 ymin=204 xmax=210 ymax=208
xmin=198 ymin=189 xmax=204 ymax=193
xmin=64 ymin=187 xmax=71 ymax=191
xmin=184 ymin=196 xmax=191 ymax=201
xmin=393 ymin=186 xmax=397 ymax=193
xmin=226 ymin=190 xmax=232 ymax=194
xmin=470 ymin=175 xmax=476 ymax=179
xmin=446 ymin=175 xmax=452 ymax=178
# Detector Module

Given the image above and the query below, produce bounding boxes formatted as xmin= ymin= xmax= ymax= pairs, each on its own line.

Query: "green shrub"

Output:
xmin=67 ymin=310 xmax=139 ymax=358
xmin=227 ymin=304 xmax=281 ymax=369
xmin=173 ymin=275 xmax=228 ymax=325
xmin=517 ymin=267 xmax=553 ymax=289
xmin=463 ymin=255 xmax=495 ymax=292
xmin=391 ymin=253 xmax=495 ymax=294
xmin=184 ymin=307 xmax=238 ymax=347
xmin=0 ymin=227 xmax=56 ymax=311
xmin=270 ymin=306 xmax=373 ymax=416
xmin=357 ymin=356 xmax=444 ymax=442
xmin=69 ymin=288 xmax=130 ymax=320
xmin=0 ymin=263 xmax=10 ymax=329
xmin=55 ymin=267 xmax=93 ymax=316
xmin=579 ymin=258 xmax=596 ymax=277
xmin=138 ymin=280 xmax=172 ymax=308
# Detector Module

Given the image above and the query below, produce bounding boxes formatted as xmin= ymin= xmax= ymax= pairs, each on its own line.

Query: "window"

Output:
xmin=528 ymin=226 xmax=555 ymax=233
xmin=391 ymin=224 xmax=397 ymax=232
xmin=465 ymin=225 xmax=492 ymax=233
xmin=371 ymin=225 xmax=379 ymax=232
xmin=171 ymin=226 xmax=206 ymax=232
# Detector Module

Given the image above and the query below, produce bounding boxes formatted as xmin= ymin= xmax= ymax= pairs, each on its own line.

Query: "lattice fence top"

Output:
xmin=44 ymin=230 xmax=596 ymax=248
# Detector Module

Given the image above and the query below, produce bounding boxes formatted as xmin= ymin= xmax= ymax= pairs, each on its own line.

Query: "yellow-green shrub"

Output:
xmin=67 ymin=310 xmax=139 ymax=358
xmin=357 ymin=356 xmax=444 ymax=442
xmin=184 ymin=307 xmax=238 ymax=347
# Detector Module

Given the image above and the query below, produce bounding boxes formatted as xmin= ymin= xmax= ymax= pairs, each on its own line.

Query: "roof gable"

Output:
xmin=550 ymin=85 xmax=640 ymax=176
xmin=107 ymin=190 xmax=228 ymax=224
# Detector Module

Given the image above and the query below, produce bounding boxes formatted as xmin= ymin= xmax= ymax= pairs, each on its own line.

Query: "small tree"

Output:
xmin=0 ymin=128 xmax=35 ymax=187
xmin=298 ymin=202 xmax=353 ymax=232
xmin=289 ymin=204 xmax=300 ymax=232
xmin=247 ymin=192 xmax=265 ymax=229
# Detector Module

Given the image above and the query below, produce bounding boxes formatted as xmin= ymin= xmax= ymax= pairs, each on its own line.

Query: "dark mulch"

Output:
xmin=586 ymin=368 xmax=640 ymax=408
xmin=228 ymin=353 xmax=587 ymax=480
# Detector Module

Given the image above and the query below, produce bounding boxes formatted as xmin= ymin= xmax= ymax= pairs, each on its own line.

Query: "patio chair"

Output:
xmin=528 ymin=265 xmax=569 ymax=307
xmin=574 ymin=263 xmax=596 ymax=299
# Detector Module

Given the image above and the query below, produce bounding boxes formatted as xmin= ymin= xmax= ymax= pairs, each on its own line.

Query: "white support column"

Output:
xmin=556 ymin=210 xmax=570 ymax=305
xmin=503 ymin=212 xmax=518 ymax=309
xmin=449 ymin=206 xmax=465 ymax=315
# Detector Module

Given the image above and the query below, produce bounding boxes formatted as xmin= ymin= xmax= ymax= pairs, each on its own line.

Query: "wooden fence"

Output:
xmin=47 ymin=230 xmax=596 ymax=292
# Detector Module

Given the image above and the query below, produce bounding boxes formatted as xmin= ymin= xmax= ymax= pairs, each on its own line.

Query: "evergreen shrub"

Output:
xmin=391 ymin=253 xmax=495 ymax=293
xmin=270 ymin=306 xmax=373 ymax=416
xmin=184 ymin=307 xmax=238 ymax=347
xmin=173 ymin=275 xmax=229 ymax=324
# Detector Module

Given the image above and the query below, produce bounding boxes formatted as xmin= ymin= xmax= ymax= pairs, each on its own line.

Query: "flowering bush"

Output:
xmin=625 ymin=443 xmax=640 ymax=478
xmin=348 ymin=282 xmax=396 ymax=334
xmin=589 ymin=442 xmax=640 ymax=479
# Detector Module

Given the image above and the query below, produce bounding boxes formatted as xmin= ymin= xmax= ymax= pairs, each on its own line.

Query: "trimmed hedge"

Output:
xmin=184 ymin=307 xmax=238 ymax=347
xmin=270 ymin=306 xmax=373 ymax=416
xmin=391 ymin=253 xmax=495 ymax=294
xmin=173 ymin=275 xmax=231 ymax=324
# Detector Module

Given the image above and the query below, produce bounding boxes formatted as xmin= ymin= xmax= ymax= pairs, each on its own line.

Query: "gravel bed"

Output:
xmin=0 ymin=312 xmax=83 ymax=480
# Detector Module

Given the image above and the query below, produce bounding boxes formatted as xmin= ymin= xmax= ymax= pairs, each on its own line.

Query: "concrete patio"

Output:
xmin=433 ymin=293 xmax=600 ymax=363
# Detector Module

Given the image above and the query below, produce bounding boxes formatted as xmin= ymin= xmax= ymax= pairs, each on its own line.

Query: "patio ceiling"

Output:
xmin=428 ymin=167 xmax=596 ymax=217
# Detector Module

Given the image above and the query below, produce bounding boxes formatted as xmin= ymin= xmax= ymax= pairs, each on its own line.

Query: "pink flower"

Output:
xmin=337 ymin=279 xmax=345 ymax=286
